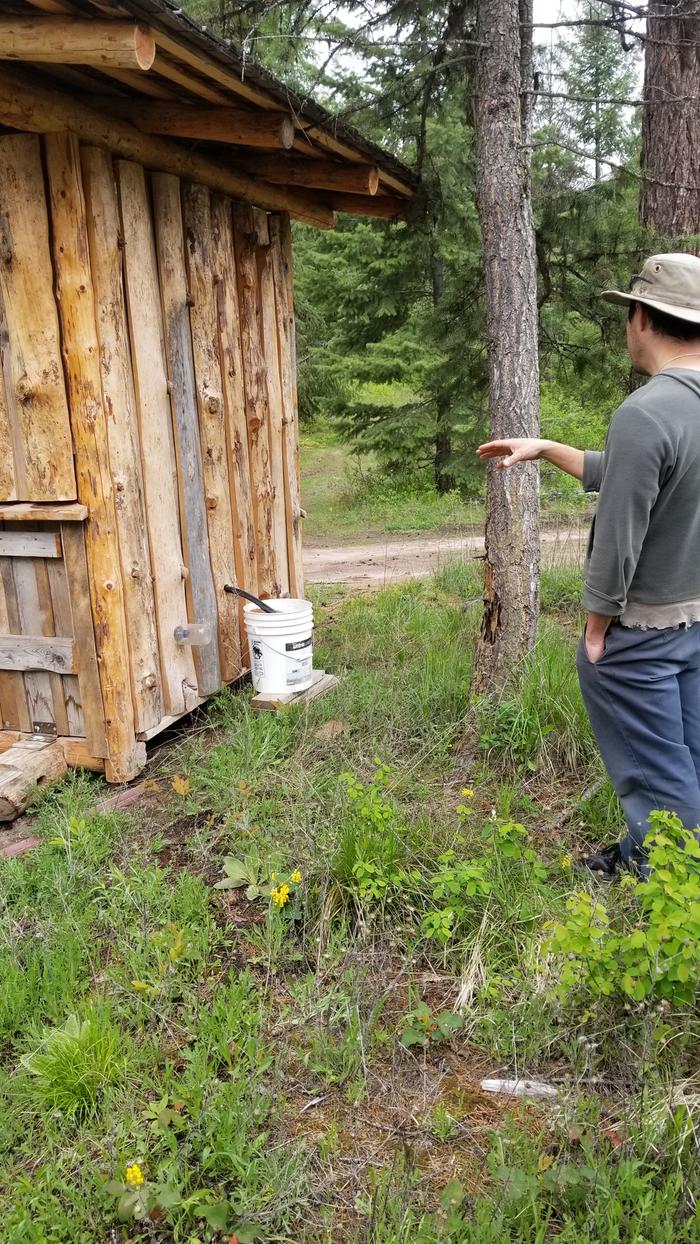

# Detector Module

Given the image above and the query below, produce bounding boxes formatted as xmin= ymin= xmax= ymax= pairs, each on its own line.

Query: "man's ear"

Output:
xmin=636 ymin=303 xmax=651 ymax=332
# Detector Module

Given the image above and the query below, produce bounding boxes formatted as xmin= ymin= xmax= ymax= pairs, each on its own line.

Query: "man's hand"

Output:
xmin=476 ymin=437 xmax=548 ymax=468
xmin=476 ymin=438 xmax=585 ymax=481
xmin=585 ymin=612 xmax=613 ymax=664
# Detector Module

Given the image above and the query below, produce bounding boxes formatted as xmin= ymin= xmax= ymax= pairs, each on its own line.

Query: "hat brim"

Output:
xmin=600 ymin=288 xmax=700 ymax=325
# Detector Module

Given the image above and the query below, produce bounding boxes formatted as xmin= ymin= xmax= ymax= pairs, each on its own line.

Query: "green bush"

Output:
xmin=546 ymin=812 xmax=700 ymax=1004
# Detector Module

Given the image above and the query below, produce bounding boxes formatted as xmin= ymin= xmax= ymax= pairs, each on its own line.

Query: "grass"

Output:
xmin=1 ymin=563 xmax=700 ymax=1241
xmin=300 ymin=425 xmax=483 ymax=542
xmin=300 ymin=425 xmax=595 ymax=543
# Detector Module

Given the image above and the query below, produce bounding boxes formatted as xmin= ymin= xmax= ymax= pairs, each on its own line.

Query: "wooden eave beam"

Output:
xmin=240 ymin=155 xmax=380 ymax=195
xmin=0 ymin=19 xmax=156 ymax=71
xmin=0 ymin=67 xmax=335 ymax=228
xmin=296 ymin=124 xmax=415 ymax=197
xmin=324 ymin=192 xmax=410 ymax=220
xmin=16 ymin=1 xmax=415 ymax=197
xmin=152 ymin=27 xmax=415 ymax=193
xmin=109 ymin=100 xmax=295 ymax=150
xmin=152 ymin=28 xmax=278 ymax=111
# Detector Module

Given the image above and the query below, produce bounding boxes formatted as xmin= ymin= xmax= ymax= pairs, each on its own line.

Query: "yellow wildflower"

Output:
xmin=125 ymin=1163 xmax=144 ymax=1189
xmin=271 ymin=884 xmax=290 ymax=907
xmin=560 ymin=853 xmax=574 ymax=871
xmin=461 ymin=788 xmax=474 ymax=798
xmin=291 ymin=869 xmax=302 ymax=884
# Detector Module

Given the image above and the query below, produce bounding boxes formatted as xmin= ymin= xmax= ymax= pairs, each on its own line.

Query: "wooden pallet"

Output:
xmin=250 ymin=669 xmax=339 ymax=713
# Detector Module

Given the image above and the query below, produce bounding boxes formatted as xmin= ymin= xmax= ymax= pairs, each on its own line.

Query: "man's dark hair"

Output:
xmin=628 ymin=300 xmax=700 ymax=342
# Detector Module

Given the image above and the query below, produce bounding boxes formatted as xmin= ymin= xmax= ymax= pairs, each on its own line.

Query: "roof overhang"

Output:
xmin=0 ymin=0 xmax=417 ymax=228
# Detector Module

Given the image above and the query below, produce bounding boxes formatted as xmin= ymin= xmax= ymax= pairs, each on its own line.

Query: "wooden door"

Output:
xmin=0 ymin=515 xmax=106 ymax=757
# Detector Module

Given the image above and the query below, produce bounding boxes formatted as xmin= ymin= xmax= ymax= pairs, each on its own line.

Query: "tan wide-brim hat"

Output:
xmin=601 ymin=252 xmax=700 ymax=324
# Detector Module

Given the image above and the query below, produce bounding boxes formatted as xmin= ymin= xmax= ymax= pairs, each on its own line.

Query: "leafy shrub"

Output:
xmin=400 ymin=1000 xmax=464 ymax=1049
xmin=546 ymin=813 xmax=700 ymax=1004
xmin=421 ymin=852 xmax=491 ymax=943
xmin=332 ymin=761 xmax=411 ymax=906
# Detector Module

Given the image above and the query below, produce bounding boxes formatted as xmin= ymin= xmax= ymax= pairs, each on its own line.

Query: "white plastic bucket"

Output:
xmin=244 ymin=598 xmax=314 ymax=694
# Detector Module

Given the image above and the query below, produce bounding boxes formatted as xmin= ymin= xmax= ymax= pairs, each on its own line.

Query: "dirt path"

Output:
xmin=303 ymin=526 xmax=588 ymax=587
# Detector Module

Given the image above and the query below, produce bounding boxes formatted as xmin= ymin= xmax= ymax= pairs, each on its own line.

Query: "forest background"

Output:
xmin=183 ymin=0 xmax=645 ymax=522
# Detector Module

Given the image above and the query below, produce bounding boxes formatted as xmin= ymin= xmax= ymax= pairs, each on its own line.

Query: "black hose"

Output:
xmin=223 ymin=584 xmax=277 ymax=614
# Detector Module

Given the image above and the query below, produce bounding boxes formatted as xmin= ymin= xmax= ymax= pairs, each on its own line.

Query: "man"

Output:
xmin=477 ymin=253 xmax=700 ymax=876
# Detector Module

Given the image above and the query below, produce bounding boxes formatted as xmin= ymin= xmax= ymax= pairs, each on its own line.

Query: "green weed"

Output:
xmin=20 ymin=1009 xmax=125 ymax=1119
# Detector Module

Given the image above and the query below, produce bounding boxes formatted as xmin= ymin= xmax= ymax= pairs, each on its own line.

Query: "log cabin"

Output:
xmin=0 ymin=0 xmax=416 ymax=801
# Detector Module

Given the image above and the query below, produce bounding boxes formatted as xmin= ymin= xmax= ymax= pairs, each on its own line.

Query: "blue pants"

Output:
xmin=576 ymin=621 xmax=700 ymax=867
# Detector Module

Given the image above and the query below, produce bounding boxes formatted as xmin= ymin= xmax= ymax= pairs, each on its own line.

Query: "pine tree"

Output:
xmin=558 ymin=1 xmax=637 ymax=182
xmin=640 ymin=0 xmax=700 ymax=239
xmin=471 ymin=0 xmax=541 ymax=694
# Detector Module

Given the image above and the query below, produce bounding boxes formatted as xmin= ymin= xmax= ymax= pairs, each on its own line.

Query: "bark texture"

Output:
xmin=472 ymin=0 xmax=540 ymax=695
xmin=640 ymin=0 xmax=700 ymax=237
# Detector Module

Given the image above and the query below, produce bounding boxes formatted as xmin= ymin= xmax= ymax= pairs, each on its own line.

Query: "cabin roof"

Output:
xmin=0 ymin=0 xmax=417 ymax=220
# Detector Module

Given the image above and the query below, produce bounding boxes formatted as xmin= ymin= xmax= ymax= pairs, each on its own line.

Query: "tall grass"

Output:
xmin=476 ymin=618 xmax=598 ymax=775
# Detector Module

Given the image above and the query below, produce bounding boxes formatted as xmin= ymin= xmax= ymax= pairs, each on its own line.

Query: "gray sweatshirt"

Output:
xmin=582 ymin=369 xmax=700 ymax=616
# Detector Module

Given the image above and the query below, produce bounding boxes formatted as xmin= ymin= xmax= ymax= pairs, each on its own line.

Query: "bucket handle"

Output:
xmin=223 ymin=584 xmax=277 ymax=614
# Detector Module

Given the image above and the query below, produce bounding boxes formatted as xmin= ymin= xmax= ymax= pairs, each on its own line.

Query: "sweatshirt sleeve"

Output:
xmin=583 ymin=405 xmax=672 ymax=616
xmin=582 ymin=450 xmax=604 ymax=493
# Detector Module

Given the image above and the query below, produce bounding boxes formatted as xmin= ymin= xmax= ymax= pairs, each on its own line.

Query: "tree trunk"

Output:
xmin=472 ymin=0 xmax=540 ymax=696
xmin=640 ymin=0 xmax=700 ymax=237
xmin=431 ymin=251 xmax=456 ymax=494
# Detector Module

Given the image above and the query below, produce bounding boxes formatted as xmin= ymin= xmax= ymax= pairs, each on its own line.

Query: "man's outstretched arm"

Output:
xmin=476 ymin=436 xmax=613 ymax=660
xmin=476 ymin=437 xmax=585 ymax=480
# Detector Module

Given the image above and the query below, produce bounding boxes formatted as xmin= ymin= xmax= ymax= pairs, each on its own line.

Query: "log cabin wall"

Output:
xmin=0 ymin=128 xmax=304 ymax=782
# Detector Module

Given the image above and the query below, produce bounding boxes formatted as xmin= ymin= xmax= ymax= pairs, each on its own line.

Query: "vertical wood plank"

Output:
xmin=254 ymin=209 xmax=289 ymax=596
xmin=116 ymin=159 xmax=198 ymax=717
xmin=0 ymin=134 xmax=76 ymax=501
xmin=211 ymin=199 xmax=257 ymax=570
xmin=152 ymin=171 xmax=221 ymax=697
xmin=45 ymin=543 xmax=84 ymax=737
xmin=81 ymin=146 xmax=163 ymax=733
xmin=9 ymin=557 xmax=57 ymax=732
xmin=270 ymin=213 xmax=304 ymax=598
xmin=60 ymin=524 xmax=108 ymax=758
xmin=0 ymin=337 xmax=16 ymax=501
xmin=210 ymin=195 xmax=257 ymax=665
xmin=182 ymin=182 xmax=242 ymax=683
xmin=231 ymin=202 xmax=280 ymax=599
xmin=44 ymin=132 xmax=141 ymax=782
xmin=0 ymin=554 xmax=28 ymax=731
xmin=32 ymin=557 xmax=70 ymax=737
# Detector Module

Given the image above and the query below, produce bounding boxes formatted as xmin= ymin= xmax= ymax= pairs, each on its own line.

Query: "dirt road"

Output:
xmin=304 ymin=526 xmax=588 ymax=587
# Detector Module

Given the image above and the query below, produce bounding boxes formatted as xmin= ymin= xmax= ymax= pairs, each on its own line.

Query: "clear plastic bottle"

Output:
xmin=173 ymin=621 xmax=212 ymax=646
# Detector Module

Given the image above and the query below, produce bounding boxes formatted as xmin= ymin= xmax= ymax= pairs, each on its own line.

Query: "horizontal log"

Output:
xmin=0 ymin=635 xmax=76 ymax=674
xmin=0 ymin=737 xmax=68 ymax=821
xmin=298 ymin=123 xmax=415 ymax=197
xmin=152 ymin=27 xmax=275 ymax=112
xmin=0 ymin=730 xmax=106 ymax=772
xmin=111 ymin=101 xmax=295 ymax=150
xmin=0 ymin=68 xmax=336 ymax=229
xmin=240 ymin=155 xmax=379 ymax=194
xmin=0 ymin=19 xmax=156 ymax=71
xmin=324 ymin=192 xmax=410 ymax=220
xmin=0 ymin=502 xmax=87 ymax=522
xmin=0 ymin=531 xmax=61 ymax=559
